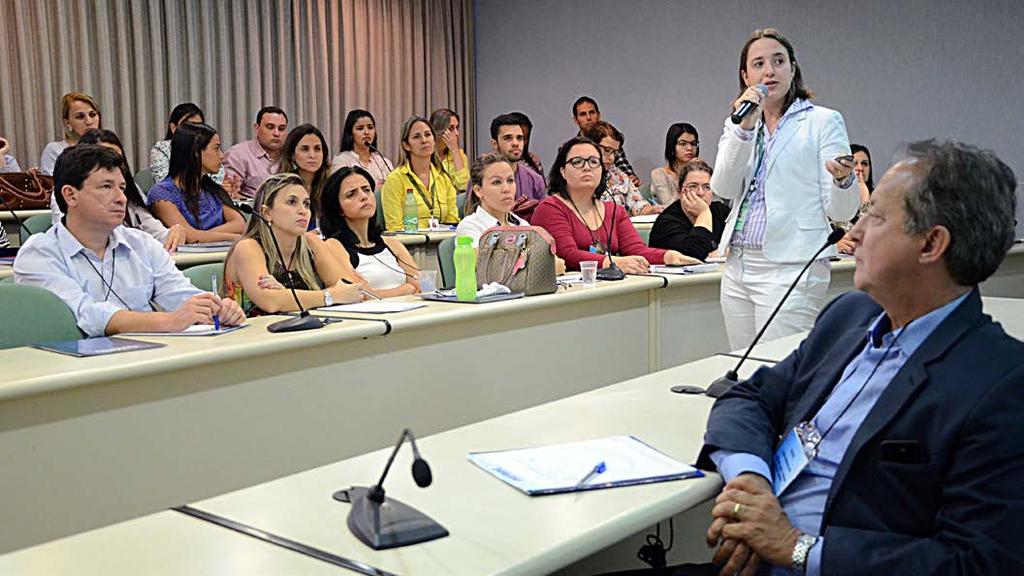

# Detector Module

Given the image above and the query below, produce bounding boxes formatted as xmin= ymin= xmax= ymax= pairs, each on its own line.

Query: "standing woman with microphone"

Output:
xmin=713 ymin=28 xmax=858 ymax=350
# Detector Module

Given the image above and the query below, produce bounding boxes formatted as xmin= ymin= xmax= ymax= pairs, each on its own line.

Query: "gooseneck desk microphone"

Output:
xmin=333 ymin=428 xmax=448 ymax=550
xmin=674 ymin=228 xmax=846 ymax=397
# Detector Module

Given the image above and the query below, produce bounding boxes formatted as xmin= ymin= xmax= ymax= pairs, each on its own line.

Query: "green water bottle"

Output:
xmin=454 ymin=236 xmax=477 ymax=301
xmin=403 ymin=189 xmax=418 ymax=232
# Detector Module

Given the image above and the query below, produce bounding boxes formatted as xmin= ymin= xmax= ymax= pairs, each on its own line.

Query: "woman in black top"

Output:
xmin=648 ymin=159 xmax=729 ymax=261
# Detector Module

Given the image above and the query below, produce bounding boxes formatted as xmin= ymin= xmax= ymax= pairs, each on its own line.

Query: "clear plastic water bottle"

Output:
xmin=454 ymin=236 xmax=477 ymax=301
xmin=403 ymin=189 xmax=418 ymax=232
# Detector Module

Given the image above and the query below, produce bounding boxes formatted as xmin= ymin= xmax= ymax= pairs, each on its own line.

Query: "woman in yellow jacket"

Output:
xmin=381 ymin=115 xmax=460 ymax=231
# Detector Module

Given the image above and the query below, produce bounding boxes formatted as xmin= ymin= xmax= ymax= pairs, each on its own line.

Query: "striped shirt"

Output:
xmin=731 ymin=99 xmax=815 ymax=249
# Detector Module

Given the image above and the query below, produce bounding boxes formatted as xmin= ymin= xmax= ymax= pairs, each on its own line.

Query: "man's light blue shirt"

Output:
xmin=711 ymin=291 xmax=970 ymax=575
xmin=14 ymin=222 xmax=202 ymax=337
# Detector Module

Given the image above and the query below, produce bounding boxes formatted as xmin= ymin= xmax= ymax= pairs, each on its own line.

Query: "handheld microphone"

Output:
xmin=674 ymin=228 xmax=846 ymax=397
xmin=333 ymin=428 xmax=448 ymax=550
xmin=730 ymin=84 xmax=769 ymax=125
xmin=236 ymin=203 xmax=325 ymax=333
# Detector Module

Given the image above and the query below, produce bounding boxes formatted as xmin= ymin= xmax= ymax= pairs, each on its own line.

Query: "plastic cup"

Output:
xmin=580 ymin=261 xmax=598 ymax=288
xmin=419 ymin=270 xmax=438 ymax=293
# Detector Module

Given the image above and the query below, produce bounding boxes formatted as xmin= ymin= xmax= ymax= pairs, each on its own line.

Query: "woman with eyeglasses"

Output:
xmin=712 ymin=28 xmax=858 ymax=349
xmin=649 ymin=159 xmax=729 ymax=261
xmin=583 ymin=121 xmax=661 ymax=216
xmin=531 ymin=137 xmax=695 ymax=274
xmin=651 ymin=123 xmax=700 ymax=205
xmin=321 ymin=166 xmax=421 ymax=297
xmin=380 ymin=116 xmax=460 ymax=231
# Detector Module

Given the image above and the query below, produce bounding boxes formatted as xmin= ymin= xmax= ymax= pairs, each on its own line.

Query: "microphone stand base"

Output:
xmin=705 ymin=372 xmax=739 ymax=398
xmin=334 ymin=486 xmax=449 ymax=550
xmin=267 ymin=312 xmax=325 ymax=333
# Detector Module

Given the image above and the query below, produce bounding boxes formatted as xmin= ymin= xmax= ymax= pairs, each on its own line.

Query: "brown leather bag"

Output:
xmin=476 ymin=225 xmax=557 ymax=296
xmin=0 ymin=172 xmax=53 ymax=210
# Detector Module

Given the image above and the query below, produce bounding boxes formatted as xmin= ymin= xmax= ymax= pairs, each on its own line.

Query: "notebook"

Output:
xmin=469 ymin=435 xmax=702 ymax=496
xmin=31 ymin=337 xmax=165 ymax=357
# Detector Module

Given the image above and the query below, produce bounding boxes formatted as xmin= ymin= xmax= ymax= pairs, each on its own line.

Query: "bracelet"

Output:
xmin=792 ymin=532 xmax=818 ymax=572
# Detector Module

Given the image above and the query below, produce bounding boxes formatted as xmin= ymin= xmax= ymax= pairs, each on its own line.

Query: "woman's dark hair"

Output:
xmin=664 ymin=123 xmax=700 ymax=170
xmin=164 ymin=102 xmax=205 ymax=140
xmin=547 ymin=136 xmax=607 ymax=200
xmin=319 ymin=165 xmax=383 ymax=249
xmin=850 ymin=143 xmax=874 ymax=192
xmin=276 ymin=124 xmax=330 ymax=219
xmin=507 ymin=111 xmax=543 ymax=176
xmin=340 ymin=109 xmax=378 ymax=153
xmin=168 ymin=122 xmax=237 ymax=222
xmin=77 ymin=129 xmax=148 ymax=213
xmin=737 ymin=28 xmax=814 ymax=115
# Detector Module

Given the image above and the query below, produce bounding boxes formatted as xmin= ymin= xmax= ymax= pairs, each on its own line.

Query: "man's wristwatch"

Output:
xmin=835 ymin=172 xmax=855 ymax=188
xmin=322 ymin=289 xmax=333 ymax=307
xmin=792 ymin=532 xmax=819 ymax=573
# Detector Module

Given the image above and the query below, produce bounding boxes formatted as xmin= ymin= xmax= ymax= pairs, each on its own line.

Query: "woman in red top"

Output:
xmin=532 ymin=137 xmax=694 ymax=273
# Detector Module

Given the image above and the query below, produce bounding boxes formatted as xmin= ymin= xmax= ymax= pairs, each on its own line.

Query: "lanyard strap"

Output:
xmin=810 ymin=322 xmax=907 ymax=444
xmin=733 ymin=128 xmax=767 ymax=233
xmin=409 ymin=171 xmax=437 ymax=215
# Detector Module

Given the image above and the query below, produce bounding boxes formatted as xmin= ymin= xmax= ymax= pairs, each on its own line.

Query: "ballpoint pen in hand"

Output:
xmin=211 ymin=274 xmax=221 ymax=330
xmin=574 ymin=461 xmax=607 ymax=490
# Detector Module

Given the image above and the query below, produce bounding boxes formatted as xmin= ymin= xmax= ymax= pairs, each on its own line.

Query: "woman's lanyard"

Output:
xmin=409 ymin=169 xmax=438 ymax=218
xmin=568 ymin=197 xmax=611 ymax=254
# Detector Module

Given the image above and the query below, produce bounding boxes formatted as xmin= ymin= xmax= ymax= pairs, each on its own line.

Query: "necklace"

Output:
xmin=567 ymin=196 xmax=609 ymax=254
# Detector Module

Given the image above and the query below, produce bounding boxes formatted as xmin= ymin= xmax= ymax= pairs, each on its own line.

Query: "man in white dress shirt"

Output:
xmin=14 ymin=145 xmax=244 ymax=337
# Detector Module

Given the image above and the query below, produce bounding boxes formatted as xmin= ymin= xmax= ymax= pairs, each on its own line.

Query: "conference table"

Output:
xmin=1 ymin=249 xmax=1021 ymax=553
xmin=0 ymin=354 xmax=773 ymax=575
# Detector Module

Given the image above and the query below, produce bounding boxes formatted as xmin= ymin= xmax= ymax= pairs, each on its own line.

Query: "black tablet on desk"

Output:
xmin=31 ymin=337 xmax=165 ymax=357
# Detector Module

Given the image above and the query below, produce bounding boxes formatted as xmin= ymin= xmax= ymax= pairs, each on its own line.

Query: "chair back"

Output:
xmin=182 ymin=262 xmax=225 ymax=293
xmin=374 ymin=186 xmax=385 ymax=229
xmin=437 ymin=236 xmax=457 ymax=289
xmin=0 ymin=284 xmax=82 ymax=349
xmin=20 ymin=214 xmax=53 ymax=244
xmin=636 ymin=226 xmax=652 ymax=244
xmin=135 ymin=167 xmax=156 ymax=196
xmin=457 ymin=192 xmax=467 ymax=219
xmin=638 ymin=181 xmax=653 ymax=202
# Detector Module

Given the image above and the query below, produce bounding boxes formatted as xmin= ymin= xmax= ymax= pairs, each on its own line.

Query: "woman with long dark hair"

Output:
xmin=329 ymin=109 xmax=393 ymax=189
xmin=321 ymin=167 xmax=420 ymax=297
xmin=148 ymin=103 xmax=232 ymax=191
xmin=650 ymin=122 xmax=700 ymax=205
xmin=275 ymin=124 xmax=331 ymax=229
xmin=712 ymin=27 xmax=858 ymax=349
xmin=78 ymin=129 xmax=187 ymax=252
xmin=531 ymin=137 xmax=693 ymax=272
xmin=148 ymin=123 xmax=245 ymax=242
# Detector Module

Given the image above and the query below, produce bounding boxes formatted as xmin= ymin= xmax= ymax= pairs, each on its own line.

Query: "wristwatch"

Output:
xmin=792 ymin=532 xmax=818 ymax=573
xmin=836 ymin=172 xmax=855 ymax=188
xmin=322 ymin=289 xmax=333 ymax=307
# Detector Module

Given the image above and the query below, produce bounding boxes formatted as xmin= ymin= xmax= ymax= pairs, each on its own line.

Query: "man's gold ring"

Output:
xmin=733 ymin=502 xmax=743 ymax=518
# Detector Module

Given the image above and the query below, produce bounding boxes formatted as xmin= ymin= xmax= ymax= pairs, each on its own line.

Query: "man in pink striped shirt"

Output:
xmin=223 ymin=106 xmax=288 ymax=199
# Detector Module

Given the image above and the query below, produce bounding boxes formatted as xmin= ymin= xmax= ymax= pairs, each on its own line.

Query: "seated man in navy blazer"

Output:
xmin=698 ymin=139 xmax=1023 ymax=575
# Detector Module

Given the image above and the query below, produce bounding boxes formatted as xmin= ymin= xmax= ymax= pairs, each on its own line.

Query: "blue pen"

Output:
xmin=574 ymin=461 xmax=607 ymax=489
xmin=211 ymin=274 xmax=220 ymax=330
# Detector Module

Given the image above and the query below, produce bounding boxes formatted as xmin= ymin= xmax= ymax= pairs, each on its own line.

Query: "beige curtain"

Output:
xmin=0 ymin=0 xmax=475 ymax=172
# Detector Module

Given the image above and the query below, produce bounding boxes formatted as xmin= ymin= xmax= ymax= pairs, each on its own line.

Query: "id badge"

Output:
xmin=771 ymin=426 xmax=816 ymax=496
xmin=428 ymin=216 xmax=440 ymax=230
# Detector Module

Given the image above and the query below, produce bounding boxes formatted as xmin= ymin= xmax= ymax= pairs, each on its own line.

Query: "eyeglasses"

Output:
xmin=598 ymin=145 xmax=620 ymax=158
xmin=682 ymin=183 xmax=712 ymax=193
xmin=677 ymin=140 xmax=699 ymax=149
xmin=567 ymin=156 xmax=601 ymax=170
